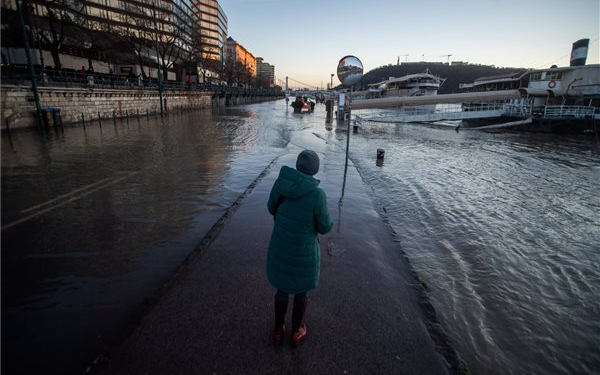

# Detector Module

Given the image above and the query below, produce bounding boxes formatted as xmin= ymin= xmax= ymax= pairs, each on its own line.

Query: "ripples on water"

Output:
xmin=346 ymin=119 xmax=600 ymax=375
xmin=2 ymin=101 xmax=599 ymax=375
xmin=1 ymin=104 xmax=295 ymax=374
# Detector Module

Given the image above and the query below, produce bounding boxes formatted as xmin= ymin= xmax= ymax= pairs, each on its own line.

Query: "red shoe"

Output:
xmin=273 ymin=325 xmax=285 ymax=346
xmin=291 ymin=324 xmax=307 ymax=346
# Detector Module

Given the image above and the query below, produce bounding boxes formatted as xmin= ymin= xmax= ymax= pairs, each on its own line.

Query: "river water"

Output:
xmin=2 ymin=100 xmax=599 ymax=375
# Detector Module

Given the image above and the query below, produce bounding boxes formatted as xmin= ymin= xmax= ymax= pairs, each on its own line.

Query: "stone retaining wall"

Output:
xmin=1 ymin=85 xmax=280 ymax=129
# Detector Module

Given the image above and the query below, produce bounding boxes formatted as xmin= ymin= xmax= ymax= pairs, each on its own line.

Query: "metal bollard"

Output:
xmin=5 ymin=118 xmax=13 ymax=148
xmin=376 ymin=149 xmax=385 ymax=166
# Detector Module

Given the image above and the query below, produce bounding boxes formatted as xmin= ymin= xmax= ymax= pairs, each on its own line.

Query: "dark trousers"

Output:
xmin=274 ymin=290 xmax=308 ymax=332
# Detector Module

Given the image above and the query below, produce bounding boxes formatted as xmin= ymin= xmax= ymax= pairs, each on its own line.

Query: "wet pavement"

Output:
xmin=94 ymin=126 xmax=460 ymax=374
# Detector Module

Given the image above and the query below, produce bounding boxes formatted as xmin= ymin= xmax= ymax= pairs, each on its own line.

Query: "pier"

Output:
xmin=356 ymin=102 xmax=506 ymax=124
xmin=351 ymin=89 xmax=521 ymax=109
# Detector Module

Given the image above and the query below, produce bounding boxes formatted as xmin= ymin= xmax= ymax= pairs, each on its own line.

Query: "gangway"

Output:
xmin=358 ymin=103 xmax=506 ymax=123
xmin=351 ymin=90 xmax=521 ymax=109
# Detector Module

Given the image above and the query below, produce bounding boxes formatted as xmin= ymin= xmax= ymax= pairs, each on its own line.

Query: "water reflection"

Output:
xmin=2 ymin=100 xmax=599 ymax=375
xmin=344 ymin=120 xmax=600 ymax=375
xmin=1 ymin=106 xmax=292 ymax=374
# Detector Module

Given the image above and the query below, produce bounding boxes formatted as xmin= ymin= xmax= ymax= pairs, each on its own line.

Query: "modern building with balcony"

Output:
xmin=1 ymin=0 xmax=228 ymax=82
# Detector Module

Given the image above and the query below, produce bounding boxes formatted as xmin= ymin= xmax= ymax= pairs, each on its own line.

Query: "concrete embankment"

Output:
xmin=94 ymin=127 xmax=464 ymax=375
xmin=1 ymin=85 xmax=281 ymax=129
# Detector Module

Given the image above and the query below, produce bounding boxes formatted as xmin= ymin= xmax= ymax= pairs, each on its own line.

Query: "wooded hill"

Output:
xmin=360 ymin=63 xmax=528 ymax=94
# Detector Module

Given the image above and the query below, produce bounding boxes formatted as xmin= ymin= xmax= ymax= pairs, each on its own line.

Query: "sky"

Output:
xmin=218 ymin=0 xmax=599 ymax=89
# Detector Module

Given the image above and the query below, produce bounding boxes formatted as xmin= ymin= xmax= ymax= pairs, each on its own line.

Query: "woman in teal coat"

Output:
xmin=267 ymin=149 xmax=333 ymax=346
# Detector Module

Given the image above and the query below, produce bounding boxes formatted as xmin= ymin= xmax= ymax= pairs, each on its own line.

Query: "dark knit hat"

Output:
xmin=296 ymin=149 xmax=320 ymax=176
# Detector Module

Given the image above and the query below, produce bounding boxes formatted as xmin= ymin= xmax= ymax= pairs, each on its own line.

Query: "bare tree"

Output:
xmin=119 ymin=3 xmax=155 ymax=78
xmin=120 ymin=1 xmax=191 ymax=82
xmin=153 ymin=4 xmax=186 ymax=82
xmin=71 ymin=4 xmax=115 ymax=71
xmin=27 ymin=0 xmax=81 ymax=69
xmin=196 ymin=44 xmax=222 ymax=84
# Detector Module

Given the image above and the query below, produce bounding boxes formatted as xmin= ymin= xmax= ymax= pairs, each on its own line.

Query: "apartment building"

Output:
xmin=256 ymin=57 xmax=274 ymax=88
xmin=224 ymin=36 xmax=255 ymax=86
xmin=192 ymin=0 xmax=227 ymax=61
xmin=1 ymin=0 xmax=227 ymax=80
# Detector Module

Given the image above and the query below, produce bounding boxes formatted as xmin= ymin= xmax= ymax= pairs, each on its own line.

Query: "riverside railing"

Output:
xmin=504 ymin=104 xmax=596 ymax=119
xmin=0 ymin=68 xmax=283 ymax=97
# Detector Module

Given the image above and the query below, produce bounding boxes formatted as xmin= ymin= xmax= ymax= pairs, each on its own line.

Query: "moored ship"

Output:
xmin=361 ymin=69 xmax=445 ymax=99
xmin=461 ymin=39 xmax=599 ymax=133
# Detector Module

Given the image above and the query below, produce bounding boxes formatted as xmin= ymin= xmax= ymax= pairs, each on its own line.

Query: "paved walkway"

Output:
xmin=97 ymin=128 xmax=460 ymax=375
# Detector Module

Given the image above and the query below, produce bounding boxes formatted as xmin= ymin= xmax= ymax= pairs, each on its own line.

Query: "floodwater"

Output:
xmin=2 ymin=100 xmax=599 ymax=375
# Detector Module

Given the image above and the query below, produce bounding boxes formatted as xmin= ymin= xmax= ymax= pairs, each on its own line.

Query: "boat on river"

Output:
xmin=363 ymin=69 xmax=445 ymax=99
xmin=290 ymin=95 xmax=315 ymax=113
xmin=460 ymin=39 xmax=600 ymax=134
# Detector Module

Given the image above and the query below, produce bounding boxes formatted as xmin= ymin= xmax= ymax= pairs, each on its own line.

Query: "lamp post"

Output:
xmin=16 ymin=0 xmax=43 ymax=130
xmin=336 ymin=55 xmax=363 ymax=203
xmin=330 ymin=73 xmax=334 ymax=90
xmin=152 ymin=2 xmax=164 ymax=116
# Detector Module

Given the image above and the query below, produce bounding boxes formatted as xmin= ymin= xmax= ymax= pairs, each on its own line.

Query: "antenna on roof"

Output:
xmin=440 ymin=54 xmax=452 ymax=65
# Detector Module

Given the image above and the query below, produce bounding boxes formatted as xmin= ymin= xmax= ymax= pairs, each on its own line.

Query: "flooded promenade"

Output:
xmin=2 ymin=99 xmax=600 ymax=375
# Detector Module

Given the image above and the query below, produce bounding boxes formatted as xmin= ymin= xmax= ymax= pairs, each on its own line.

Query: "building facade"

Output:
xmin=1 ymin=0 xmax=228 ymax=81
xmin=256 ymin=57 xmax=274 ymax=88
xmin=191 ymin=0 xmax=227 ymax=61
xmin=225 ymin=36 xmax=255 ymax=86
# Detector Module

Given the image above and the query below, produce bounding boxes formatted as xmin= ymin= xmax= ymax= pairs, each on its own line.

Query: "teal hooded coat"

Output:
xmin=267 ymin=166 xmax=333 ymax=294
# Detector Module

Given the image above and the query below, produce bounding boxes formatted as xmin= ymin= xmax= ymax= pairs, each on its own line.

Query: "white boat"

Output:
xmin=460 ymin=39 xmax=600 ymax=133
xmin=363 ymin=69 xmax=446 ymax=98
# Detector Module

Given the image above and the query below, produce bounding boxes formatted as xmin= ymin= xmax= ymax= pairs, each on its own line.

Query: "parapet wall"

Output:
xmin=1 ymin=86 xmax=279 ymax=129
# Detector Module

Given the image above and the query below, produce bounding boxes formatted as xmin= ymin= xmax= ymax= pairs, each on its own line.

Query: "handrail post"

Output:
xmin=16 ymin=0 xmax=43 ymax=130
xmin=152 ymin=2 xmax=164 ymax=117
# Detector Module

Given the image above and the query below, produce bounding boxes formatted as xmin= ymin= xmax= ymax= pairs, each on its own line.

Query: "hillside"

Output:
xmin=360 ymin=63 xmax=528 ymax=94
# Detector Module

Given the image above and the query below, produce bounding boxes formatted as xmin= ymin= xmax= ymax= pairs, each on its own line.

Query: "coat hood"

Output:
xmin=276 ymin=166 xmax=319 ymax=199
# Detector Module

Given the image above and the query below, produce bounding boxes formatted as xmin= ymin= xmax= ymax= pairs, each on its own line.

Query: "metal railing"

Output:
xmin=461 ymin=101 xmax=507 ymax=112
xmin=543 ymin=105 xmax=596 ymax=119
xmin=503 ymin=104 xmax=533 ymax=117
xmin=504 ymin=104 xmax=596 ymax=119
xmin=0 ymin=69 xmax=283 ymax=96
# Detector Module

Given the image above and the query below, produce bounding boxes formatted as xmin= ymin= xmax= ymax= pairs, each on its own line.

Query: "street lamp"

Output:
xmin=330 ymin=73 xmax=334 ymax=90
xmin=336 ymin=55 xmax=363 ymax=203
xmin=16 ymin=0 xmax=43 ymax=130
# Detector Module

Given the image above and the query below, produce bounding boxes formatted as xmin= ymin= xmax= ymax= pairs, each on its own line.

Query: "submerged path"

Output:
xmin=95 ymin=127 xmax=462 ymax=375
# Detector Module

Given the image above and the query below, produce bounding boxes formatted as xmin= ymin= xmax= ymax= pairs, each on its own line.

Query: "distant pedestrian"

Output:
xmin=128 ymin=71 xmax=136 ymax=88
xmin=266 ymin=149 xmax=333 ymax=346
xmin=109 ymin=69 xmax=116 ymax=88
xmin=86 ymin=66 xmax=94 ymax=87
